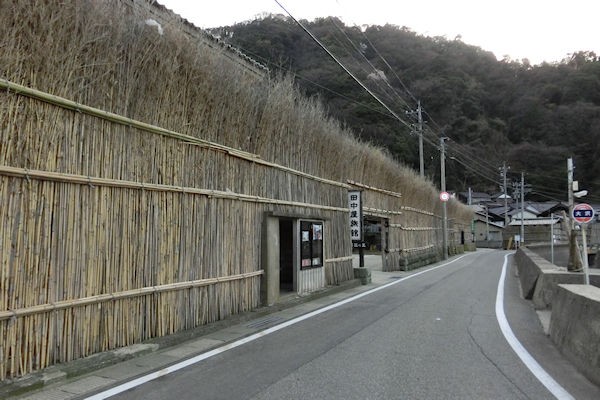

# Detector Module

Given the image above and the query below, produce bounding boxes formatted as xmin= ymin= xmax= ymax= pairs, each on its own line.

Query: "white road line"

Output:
xmin=495 ymin=253 xmax=574 ymax=400
xmin=85 ymin=254 xmax=470 ymax=399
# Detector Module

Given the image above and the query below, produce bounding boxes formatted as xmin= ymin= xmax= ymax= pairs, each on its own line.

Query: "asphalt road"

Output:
xmin=98 ymin=250 xmax=599 ymax=399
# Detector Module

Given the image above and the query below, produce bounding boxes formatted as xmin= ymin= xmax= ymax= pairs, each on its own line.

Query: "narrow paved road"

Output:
xmin=100 ymin=250 xmax=599 ymax=399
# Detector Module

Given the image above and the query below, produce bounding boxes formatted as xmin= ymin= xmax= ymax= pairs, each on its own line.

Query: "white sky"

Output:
xmin=159 ymin=0 xmax=599 ymax=65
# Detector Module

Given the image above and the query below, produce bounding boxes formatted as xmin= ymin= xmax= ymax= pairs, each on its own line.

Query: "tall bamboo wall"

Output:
xmin=351 ymin=181 xmax=471 ymax=271
xmin=0 ymin=0 xmax=472 ymax=380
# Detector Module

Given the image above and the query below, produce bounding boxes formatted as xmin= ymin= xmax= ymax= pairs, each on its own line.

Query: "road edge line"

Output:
xmin=495 ymin=253 xmax=574 ymax=400
xmin=85 ymin=253 xmax=471 ymax=399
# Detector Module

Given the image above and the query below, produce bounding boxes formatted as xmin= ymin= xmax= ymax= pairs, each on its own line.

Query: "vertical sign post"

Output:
xmin=573 ymin=203 xmax=595 ymax=285
xmin=349 ymin=190 xmax=364 ymax=268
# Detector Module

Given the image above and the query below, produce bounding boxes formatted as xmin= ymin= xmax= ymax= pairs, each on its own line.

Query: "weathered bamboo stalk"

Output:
xmin=0 ymin=271 xmax=264 ymax=322
xmin=0 ymin=79 xmax=351 ymax=190
xmin=0 ymin=165 xmax=348 ymax=212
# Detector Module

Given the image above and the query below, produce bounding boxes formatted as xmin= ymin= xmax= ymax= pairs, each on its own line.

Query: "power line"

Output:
xmin=326 ymin=17 xmax=414 ymax=112
xmin=359 ymin=28 xmax=419 ymax=104
xmin=213 ymin=35 xmax=399 ymax=121
xmin=447 ymin=155 xmax=502 ymax=187
xmin=259 ymin=6 xmax=588 ymax=202
xmin=274 ymin=0 xmax=414 ymax=130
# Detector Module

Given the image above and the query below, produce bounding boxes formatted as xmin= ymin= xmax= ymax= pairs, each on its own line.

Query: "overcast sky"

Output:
xmin=159 ymin=0 xmax=599 ymax=65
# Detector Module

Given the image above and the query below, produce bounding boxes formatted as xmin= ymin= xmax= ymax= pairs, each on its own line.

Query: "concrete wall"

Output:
xmin=527 ymin=243 xmax=569 ymax=269
xmin=475 ymin=240 xmax=503 ymax=249
xmin=514 ymin=247 xmax=599 ymax=308
xmin=549 ymin=285 xmax=600 ymax=387
xmin=515 ymin=247 xmax=600 ymax=386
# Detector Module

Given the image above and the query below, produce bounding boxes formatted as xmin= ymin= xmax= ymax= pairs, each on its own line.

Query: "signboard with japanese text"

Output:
xmin=573 ymin=203 xmax=595 ymax=224
xmin=348 ymin=190 xmax=363 ymax=242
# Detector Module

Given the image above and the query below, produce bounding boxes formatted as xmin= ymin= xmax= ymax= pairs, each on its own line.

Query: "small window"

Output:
xmin=300 ymin=221 xmax=323 ymax=269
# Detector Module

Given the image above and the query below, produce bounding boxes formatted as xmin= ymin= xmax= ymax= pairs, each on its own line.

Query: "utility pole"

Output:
xmin=501 ymin=162 xmax=509 ymax=227
xmin=568 ymin=157 xmax=574 ymax=225
xmin=407 ymin=101 xmax=425 ymax=179
xmin=417 ymin=101 xmax=424 ymax=179
xmin=520 ymin=172 xmax=525 ymax=245
xmin=485 ymin=205 xmax=490 ymax=241
xmin=567 ymin=157 xmax=583 ymax=271
xmin=551 ymin=212 xmax=555 ymax=265
xmin=440 ymin=137 xmax=448 ymax=260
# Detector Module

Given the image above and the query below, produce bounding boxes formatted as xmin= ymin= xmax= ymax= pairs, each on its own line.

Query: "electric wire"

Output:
xmin=212 ymin=31 xmax=399 ymax=120
xmin=326 ymin=17 xmax=415 ymax=112
xmin=322 ymin=21 xmax=411 ymax=115
xmin=447 ymin=154 xmax=503 ymax=187
xmin=268 ymin=4 xmax=594 ymax=203
xmin=274 ymin=0 xmax=414 ymax=130
xmin=359 ymin=28 xmax=419 ymax=104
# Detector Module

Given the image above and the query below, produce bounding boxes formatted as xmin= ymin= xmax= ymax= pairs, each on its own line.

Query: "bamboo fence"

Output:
xmin=0 ymin=0 xmax=472 ymax=380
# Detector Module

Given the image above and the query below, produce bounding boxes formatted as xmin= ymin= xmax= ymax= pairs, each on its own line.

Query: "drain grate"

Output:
xmin=246 ymin=316 xmax=286 ymax=329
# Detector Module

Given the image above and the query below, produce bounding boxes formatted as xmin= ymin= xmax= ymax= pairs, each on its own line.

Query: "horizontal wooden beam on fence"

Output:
xmin=325 ymin=256 xmax=354 ymax=263
xmin=387 ymin=244 xmax=435 ymax=253
xmin=0 ymin=271 xmax=264 ymax=321
xmin=0 ymin=78 xmax=350 ymax=190
xmin=400 ymin=206 xmax=437 ymax=217
xmin=0 ymin=165 xmax=349 ymax=212
xmin=347 ymin=180 xmax=402 ymax=198
xmin=389 ymin=224 xmax=441 ymax=231
xmin=363 ymin=207 xmax=403 ymax=216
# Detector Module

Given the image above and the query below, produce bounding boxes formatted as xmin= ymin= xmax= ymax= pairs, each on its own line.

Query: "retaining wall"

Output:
xmin=515 ymin=247 xmax=600 ymax=386
xmin=515 ymin=247 xmax=599 ymax=309
xmin=549 ymin=285 xmax=600 ymax=387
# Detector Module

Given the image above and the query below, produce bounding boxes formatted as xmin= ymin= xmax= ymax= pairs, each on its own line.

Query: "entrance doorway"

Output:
xmin=279 ymin=219 xmax=294 ymax=292
xmin=363 ymin=217 xmax=383 ymax=251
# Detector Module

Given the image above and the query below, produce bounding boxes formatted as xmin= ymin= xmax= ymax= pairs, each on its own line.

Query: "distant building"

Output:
xmin=472 ymin=212 xmax=504 ymax=248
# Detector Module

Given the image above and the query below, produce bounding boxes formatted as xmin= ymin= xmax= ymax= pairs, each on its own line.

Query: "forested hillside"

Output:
xmin=210 ymin=16 xmax=600 ymax=201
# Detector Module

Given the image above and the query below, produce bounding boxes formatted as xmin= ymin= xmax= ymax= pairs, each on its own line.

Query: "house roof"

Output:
xmin=459 ymin=191 xmax=492 ymax=199
xmin=474 ymin=212 xmax=505 ymax=229
xmin=508 ymin=217 xmax=561 ymax=226
xmin=487 ymin=206 xmax=510 ymax=216
xmin=507 ymin=208 xmax=538 ymax=217
xmin=528 ymin=202 xmax=568 ymax=215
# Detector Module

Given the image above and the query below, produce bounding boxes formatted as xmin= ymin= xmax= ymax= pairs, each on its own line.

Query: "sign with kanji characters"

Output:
xmin=573 ymin=203 xmax=595 ymax=224
xmin=348 ymin=190 xmax=363 ymax=242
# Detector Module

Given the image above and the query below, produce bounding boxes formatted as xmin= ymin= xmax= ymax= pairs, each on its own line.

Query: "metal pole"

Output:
xmin=582 ymin=225 xmax=590 ymax=285
xmin=550 ymin=213 xmax=555 ymax=265
xmin=521 ymin=172 xmax=525 ymax=245
xmin=568 ymin=158 xmax=574 ymax=230
xmin=503 ymin=162 xmax=508 ymax=227
xmin=485 ymin=205 xmax=490 ymax=241
xmin=417 ymin=101 xmax=424 ymax=179
xmin=359 ymin=245 xmax=364 ymax=268
xmin=441 ymin=137 xmax=448 ymax=259
xmin=566 ymin=157 xmax=581 ymax=271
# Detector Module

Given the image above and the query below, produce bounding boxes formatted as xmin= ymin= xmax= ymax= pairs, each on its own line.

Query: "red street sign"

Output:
xmin=439 ymin=191 xmax=450 ymax=202
xmin=573 ymin=203 xmax=595 ymax=224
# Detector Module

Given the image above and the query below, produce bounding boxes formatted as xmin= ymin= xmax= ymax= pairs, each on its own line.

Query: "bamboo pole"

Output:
xmin=0 ymin=165 xmax=349 ymax=213
xmin=0 ymin=79 xmax=351 ymax=190
xmin=0 ymin=271 xmax=264 ymax=321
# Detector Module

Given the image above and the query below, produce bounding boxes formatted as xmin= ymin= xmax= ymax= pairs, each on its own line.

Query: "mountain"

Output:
xmin=209 ymin=16 xmax=600 ymax=202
